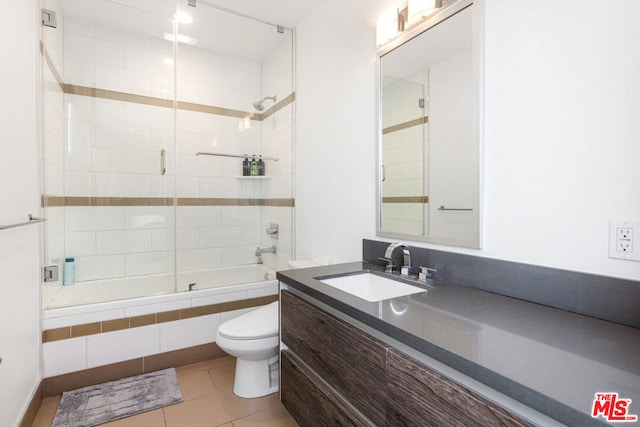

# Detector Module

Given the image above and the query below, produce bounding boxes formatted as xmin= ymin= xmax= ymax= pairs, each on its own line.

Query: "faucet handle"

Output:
xmin=378 ymin=256 xmax=397 ymax=273
xmin=401 ymin=266 xmax=417 ymax=277
xmin=419 ymin=266 xmax=438 ymax=282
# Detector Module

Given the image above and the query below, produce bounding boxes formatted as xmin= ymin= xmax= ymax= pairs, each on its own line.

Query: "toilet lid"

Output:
xmin=218 ymin=301 xmax=278 ymax=340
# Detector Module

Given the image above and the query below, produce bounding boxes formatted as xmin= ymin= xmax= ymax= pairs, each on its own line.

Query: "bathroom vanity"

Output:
xmin=277 ymin=262 xmax=640 ymax=426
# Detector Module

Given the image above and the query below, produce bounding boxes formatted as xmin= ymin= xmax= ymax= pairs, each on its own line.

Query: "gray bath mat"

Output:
xmin=52 ymin=367 xmax=183 ymax=427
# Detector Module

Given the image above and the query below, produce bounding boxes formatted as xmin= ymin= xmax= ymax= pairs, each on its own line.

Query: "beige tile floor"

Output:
xmin=31 ymin=356 xmax=299 ymax=427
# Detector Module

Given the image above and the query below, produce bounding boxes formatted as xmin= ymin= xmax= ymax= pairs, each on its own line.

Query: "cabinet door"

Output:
xmin=281 ymin=351 xmax=368 ymax=427
xmin=387 ymin=350 xmax=532 ymax=427
xmin=281 ymin=290 xmax=388 ymax=425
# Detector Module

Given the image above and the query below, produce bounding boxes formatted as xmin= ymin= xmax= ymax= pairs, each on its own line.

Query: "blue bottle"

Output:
xmin=63 ymin=257 xmax=75 ymax=286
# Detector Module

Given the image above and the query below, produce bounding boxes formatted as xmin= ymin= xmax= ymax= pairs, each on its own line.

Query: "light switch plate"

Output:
xmin=609 ymin=219 xmax=640 ymax=261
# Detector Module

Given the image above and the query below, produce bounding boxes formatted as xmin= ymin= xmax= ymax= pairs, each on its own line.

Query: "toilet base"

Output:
xmin=233 ymin=357 xmax=279 ymax=398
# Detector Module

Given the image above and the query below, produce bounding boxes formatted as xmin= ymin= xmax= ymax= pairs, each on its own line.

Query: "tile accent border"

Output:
xmin=178 ymin=198 xmax=295 ymax=207
xmin=382 ymin=196 xmax=429 ymax=204
xmin=41 ymin=44 xmax=294 ymax=122
xmin=382 ymin=116 xmax=429 ymax=135
xmin=41 ymin=42 xmax=64 ymax=92
xmin=42 ymin=196 xmax=295 ymax=208
xmin=43 ymin=294 xmax=278 ymax=343
xmin=261 ymin=93 xmax=296 ymax=120
xmin=63 ymin=83 xmax=294 ymax=122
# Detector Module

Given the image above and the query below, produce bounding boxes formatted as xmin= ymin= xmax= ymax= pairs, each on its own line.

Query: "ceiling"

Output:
xmin=59 ymin=0 xmax=326 ymax=62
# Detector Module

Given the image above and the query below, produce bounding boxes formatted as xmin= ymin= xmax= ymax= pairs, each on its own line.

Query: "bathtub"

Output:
xmin=42 ymin=264 xmax=279 ymax=379
xmin=45 ymin=264 xmax=276 ymax=309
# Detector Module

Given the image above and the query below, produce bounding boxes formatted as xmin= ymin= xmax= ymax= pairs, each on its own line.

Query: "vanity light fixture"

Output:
xmin=376 ymin=8 xmax=399 ymax=46
xmin=377 ymin=0 xmax=444 ymax=46
xmin=408 ymin=0 xmax=440 ymax=25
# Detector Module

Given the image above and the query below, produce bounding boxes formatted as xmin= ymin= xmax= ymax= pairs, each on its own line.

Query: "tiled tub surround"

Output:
xmin=41 ymin=14 xmax=294 ymax=300
xmin=42 ymin=203 xmax=291 ymax=300
xmin=42 ymin=280 xmax=278 ymax=382
xmin=277 ymin=260 xmax=640 ymax=427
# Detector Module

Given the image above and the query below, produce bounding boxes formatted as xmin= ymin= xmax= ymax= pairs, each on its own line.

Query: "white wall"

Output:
xmin=295 ymin=0 xmax=389 ymax=264
xmin=0 ymin=1 xmax=42 ymax=426
xmin=481 ymin=0 xmax=640 ymax=280
xmin=296 ymin=0 xmax=640 ymax=281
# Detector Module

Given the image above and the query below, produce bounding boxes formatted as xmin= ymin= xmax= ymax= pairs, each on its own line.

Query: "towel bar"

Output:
xmin=0 ymin=214 xmax=46 ymax=230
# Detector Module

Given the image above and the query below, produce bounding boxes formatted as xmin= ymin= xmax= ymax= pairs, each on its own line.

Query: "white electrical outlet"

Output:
xmin=616 ymin=227 xmax=633 ymax=252
xmin=609 ymin=220 xmax=640 ymax=261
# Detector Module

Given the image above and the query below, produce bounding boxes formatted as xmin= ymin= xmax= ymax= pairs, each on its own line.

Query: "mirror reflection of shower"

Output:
xmin=253 ymin=95 xmax=277 ymax=111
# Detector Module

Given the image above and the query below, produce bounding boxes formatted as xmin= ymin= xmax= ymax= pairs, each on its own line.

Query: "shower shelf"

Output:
xmin=236 ymin=176 xmax=271 ymax=179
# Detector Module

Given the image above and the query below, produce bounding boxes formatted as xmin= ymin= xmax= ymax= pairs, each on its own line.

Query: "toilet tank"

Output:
xmin=287 ymin=260 xmax=320 ymax=269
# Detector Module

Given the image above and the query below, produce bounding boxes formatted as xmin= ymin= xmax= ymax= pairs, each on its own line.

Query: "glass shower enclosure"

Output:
xmin=40 ymin=0 xmax=294 ymax=308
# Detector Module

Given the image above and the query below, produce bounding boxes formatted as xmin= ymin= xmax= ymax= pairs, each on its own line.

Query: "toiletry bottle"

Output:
xmin=250 ymin=156 xmax=259 ymax=176
xmin=242 ymin=156 xmax=250 ymax=176
xmin=63 ymin=257 xmax=75 ymax=285
xmin=257 ymin=155 xmax=265 ymax=176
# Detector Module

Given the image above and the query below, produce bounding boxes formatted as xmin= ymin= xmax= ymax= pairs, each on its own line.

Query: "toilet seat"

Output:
xmin=217 ymin=301 xmax=278 ymax=340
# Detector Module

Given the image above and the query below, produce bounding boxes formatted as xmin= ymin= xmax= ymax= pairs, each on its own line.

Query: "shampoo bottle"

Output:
xmin=242 ymin=156 xmax=250 ymax=176
xmin=257 ymin=155 xmax=265 ymax=176
xmin=250 ymin=157 xmax=258 ymax=176
xmin=63 ymin=257 xmax=75 ymax=286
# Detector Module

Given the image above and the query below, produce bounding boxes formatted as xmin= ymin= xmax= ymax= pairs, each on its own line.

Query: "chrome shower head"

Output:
xmin=252 ymin=95 xmax=276 ymax=111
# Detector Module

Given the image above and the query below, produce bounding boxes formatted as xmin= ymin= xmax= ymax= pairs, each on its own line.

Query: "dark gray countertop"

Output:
xmin=277 ymin=261 xmax=640 ymax=427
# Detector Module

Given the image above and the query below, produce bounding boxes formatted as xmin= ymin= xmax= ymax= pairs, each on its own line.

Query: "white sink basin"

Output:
xmin=318 ymin=272 xmax=425 ymax=302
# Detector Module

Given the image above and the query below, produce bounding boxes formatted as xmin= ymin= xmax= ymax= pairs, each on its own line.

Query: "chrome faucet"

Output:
xmin=383 ymin=242 xmax=415 ymax=277
xmin=255 ymin=245 xmax=277 ymax=257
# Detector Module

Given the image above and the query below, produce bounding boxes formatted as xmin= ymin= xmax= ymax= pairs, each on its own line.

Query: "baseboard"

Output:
xmin=18 ymin=382 xmax=43 ymax=427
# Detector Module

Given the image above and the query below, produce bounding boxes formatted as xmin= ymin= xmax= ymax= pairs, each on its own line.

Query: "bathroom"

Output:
xmin=2 ymin=0 xmax=640 ymax=426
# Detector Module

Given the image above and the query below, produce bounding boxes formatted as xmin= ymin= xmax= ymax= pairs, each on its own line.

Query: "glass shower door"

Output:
xmin=173 ymin=3 xmax=295 ymax=291
xmin=41 ymin=0 xmax=178 ymax=308
xmin=380 ymin=75 xmax=428 ymax=236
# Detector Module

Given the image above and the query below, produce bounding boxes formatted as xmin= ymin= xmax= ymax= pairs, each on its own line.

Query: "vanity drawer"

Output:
xmin=387 ymin=349 xmax=533 ymax=427
xmin=280 ymin=350 xmax=367 ymax=427
xmin=280 ymin=290 xmax=388 ymax=426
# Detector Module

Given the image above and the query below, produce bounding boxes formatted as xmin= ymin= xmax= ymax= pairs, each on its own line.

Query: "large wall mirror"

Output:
xmin=377 ymin=0 xmax=480 ymax=248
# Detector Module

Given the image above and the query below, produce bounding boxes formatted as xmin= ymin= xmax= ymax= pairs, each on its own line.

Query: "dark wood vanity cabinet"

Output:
xmin=280 ymin=290 xmax=388 ymax=426
xmin=280 ymin=289 xmax=532 ymax=427
xmin=387 ymin=350 xmax=532 ymax=427
xmin=280 ymin=351 xmax=368 ymax=427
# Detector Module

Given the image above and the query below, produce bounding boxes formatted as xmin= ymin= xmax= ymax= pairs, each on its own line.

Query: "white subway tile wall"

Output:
xmin=380 ymin=70 xmax=429 ymax=235
xmin=42 ymin=13 xmax=293 ymax=295
xmin=43 ymin=337 xmax=88 ymax=378
xmin=87 ymin=324 xmax=161 ymax=368
xmin=42 ymin=282 xmax=278 ymax=376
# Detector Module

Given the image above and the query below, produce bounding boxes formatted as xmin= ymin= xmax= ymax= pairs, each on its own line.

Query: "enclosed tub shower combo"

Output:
xmin=39 ymin=0 xmax=294 ymax=393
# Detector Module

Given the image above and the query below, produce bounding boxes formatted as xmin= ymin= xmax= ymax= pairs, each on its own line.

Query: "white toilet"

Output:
xmin=216 ymin=301 xmax=279 ymax=398
xmin=216 ymin=259 xmax=320 ymax=398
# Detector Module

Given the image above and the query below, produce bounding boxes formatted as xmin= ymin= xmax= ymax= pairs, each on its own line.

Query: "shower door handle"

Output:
xmin=160 ymin=149 xmax=166 ymax=175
